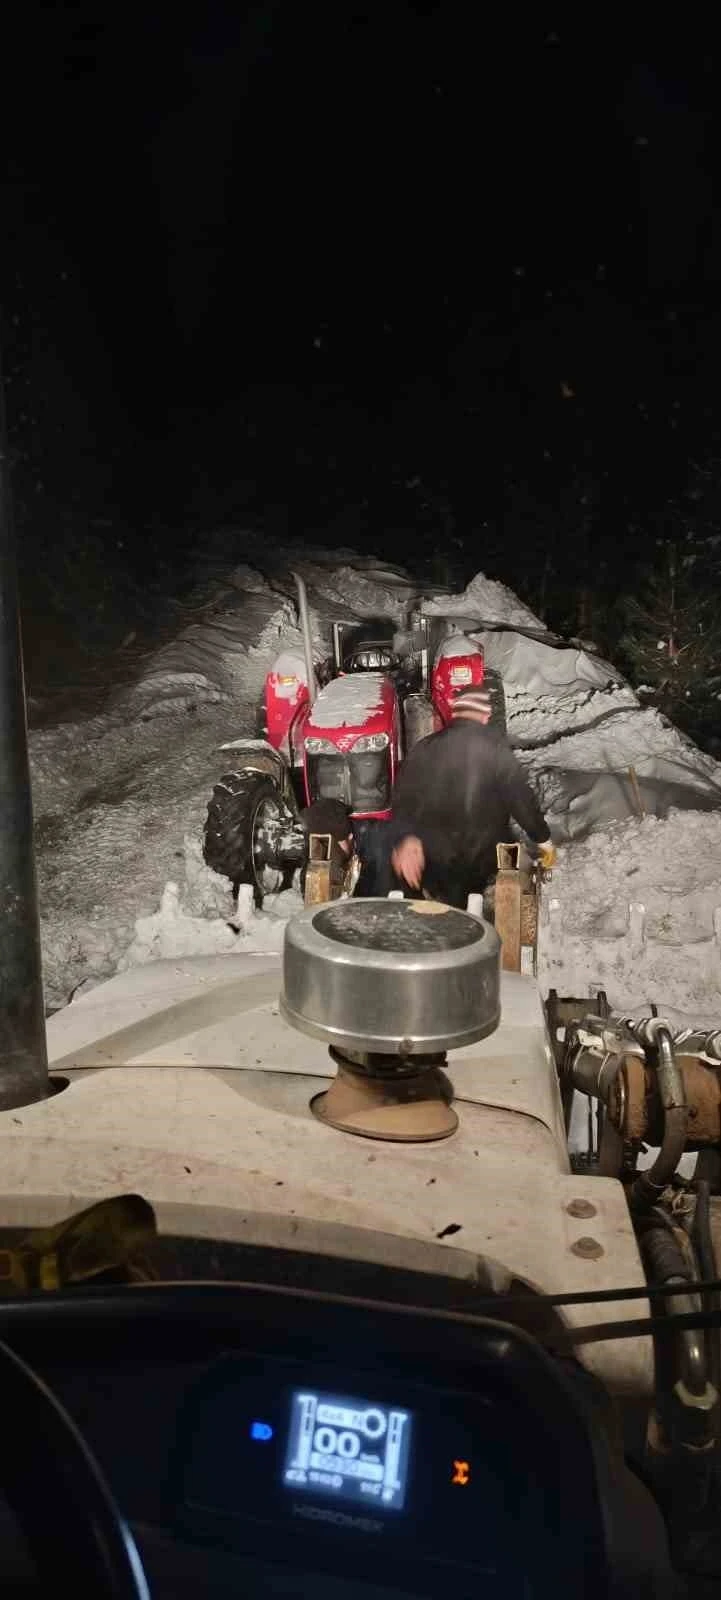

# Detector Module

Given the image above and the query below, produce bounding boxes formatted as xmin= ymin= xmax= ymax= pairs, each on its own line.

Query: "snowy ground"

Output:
xmin=33 ymin=536 xmax=721 ymax=1022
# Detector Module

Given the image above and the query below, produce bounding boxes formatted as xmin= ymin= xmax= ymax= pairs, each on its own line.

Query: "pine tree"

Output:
xmin=619 ymin=538 xmax=721 ymax=747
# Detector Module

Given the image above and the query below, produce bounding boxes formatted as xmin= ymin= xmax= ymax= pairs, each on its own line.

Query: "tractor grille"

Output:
xmin=307 ymin=749 xmax=391 ymax=813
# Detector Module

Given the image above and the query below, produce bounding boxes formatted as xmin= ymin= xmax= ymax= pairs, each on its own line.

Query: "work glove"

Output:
xmin=537 ymin=839 xmax=557 ymax=871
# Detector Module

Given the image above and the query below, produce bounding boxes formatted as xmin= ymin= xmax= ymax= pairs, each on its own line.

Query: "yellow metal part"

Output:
xmin=0 ymin=1195 xmax=158 ymax=1297
xmin=494 ymin=842 xmax=539 ymax=975
xmin=303 ymin=833 xmax=358 ymax=906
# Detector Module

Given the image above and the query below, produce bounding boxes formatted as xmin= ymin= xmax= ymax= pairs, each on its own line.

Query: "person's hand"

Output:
xmin=391 ymin=835 xmax=425 ymax=889
xmin=537 ymin=839 xmax=557 ymax=871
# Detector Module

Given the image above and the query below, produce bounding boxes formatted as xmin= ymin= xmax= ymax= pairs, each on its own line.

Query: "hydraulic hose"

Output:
xmin=625 ymin=1019 xmax=688 ymax=1212
xmin=630 ymin=1106 xmax=689 ymax=1212
xmin=692 ymin=1179 xmax=721 ymax=1401
xmin=639 ymin=1219 xmax=707 ymax=1399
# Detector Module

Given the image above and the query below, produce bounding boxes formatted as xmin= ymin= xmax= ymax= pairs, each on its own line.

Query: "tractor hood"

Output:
xmin=0 ymin=954 xmax=652 ymax=1397
xmin=304 ymin=672 xmax=395 ymax=750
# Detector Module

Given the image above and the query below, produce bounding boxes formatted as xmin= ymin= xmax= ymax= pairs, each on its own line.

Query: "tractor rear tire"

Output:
xmin=403 ymin=694 xmax=435 ymax=752
xmin=203 ymin=772 xmax=295 ymax=909
xmin=483 ymin=668 xmax=506 ymax=733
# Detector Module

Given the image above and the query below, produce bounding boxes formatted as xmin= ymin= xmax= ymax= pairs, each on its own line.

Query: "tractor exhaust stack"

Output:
xmin=0 ymin=349 xmax=50 ymax=1110
xmin=292 ymin=571 xmax=318 ymax=706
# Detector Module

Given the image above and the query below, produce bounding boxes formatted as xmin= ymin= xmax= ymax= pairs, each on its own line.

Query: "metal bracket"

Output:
xmin=494 ymin=841 xmax=539 ymax=975
xmin=304 ymin=834 xmax=357 ymax=906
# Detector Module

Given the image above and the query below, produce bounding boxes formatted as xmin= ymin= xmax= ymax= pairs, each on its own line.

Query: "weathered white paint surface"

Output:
xmin=0 ymin=960 xmax=652 ymax=1396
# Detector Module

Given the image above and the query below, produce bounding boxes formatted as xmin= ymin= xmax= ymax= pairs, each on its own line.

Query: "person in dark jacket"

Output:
xmin=387 ymin=684 xmax=555 ymax=908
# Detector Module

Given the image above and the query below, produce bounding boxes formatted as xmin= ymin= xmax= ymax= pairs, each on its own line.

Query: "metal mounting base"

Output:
xmin=310 ymin=1059 xmax=458 ymax=1142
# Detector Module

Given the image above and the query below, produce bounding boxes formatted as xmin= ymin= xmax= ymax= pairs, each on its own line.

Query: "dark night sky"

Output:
xmin=3 ymin=10 xmax=721 ymax=577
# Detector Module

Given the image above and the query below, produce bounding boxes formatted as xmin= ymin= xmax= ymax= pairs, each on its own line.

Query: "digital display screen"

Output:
xmin=283 ymin=1389 xmax=413 ymax=1511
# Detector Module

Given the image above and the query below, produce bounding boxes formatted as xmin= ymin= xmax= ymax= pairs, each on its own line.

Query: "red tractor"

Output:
xmin=203 ymin=574 xmax=505 ymax=905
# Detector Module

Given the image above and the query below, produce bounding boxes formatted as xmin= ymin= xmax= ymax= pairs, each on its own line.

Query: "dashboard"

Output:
xmin=0 ymin=1259 xmax=673 ymax=1598
xmin=177 ymin=1350 xmax=533 ymax=1586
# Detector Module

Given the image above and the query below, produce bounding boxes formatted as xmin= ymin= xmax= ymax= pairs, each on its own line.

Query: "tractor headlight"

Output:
xmin=304 ymin=737 xmax=338 ymax=755
xmin=352 ymin=733 xmax=390 ymax=753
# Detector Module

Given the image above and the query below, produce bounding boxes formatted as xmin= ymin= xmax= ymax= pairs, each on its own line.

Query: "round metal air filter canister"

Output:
xmin=281 ymin=897 xmax=501 ymax=1056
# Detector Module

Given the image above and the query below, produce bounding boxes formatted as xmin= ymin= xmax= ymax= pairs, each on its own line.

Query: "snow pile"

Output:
xmin=520 ymin=701 xmax=721 ymax=842
xmin=29 ymin=531 xmax=721 ymax=1019
xmin=481 ymin=630 xmax=618 ymax=696
xmin=118 ymin=587 xmax=296 ymax=717
xmin=539 ymin=810 xmax=721 ymax=1012
xmin=118 ymin=836 xmax=300 ymax=972
xmin=423 ymin=571 xmax=543 ymax=629
xmin=111 ymin=547 xmax=419 ymax=723
xmin=454 ymin=614 xmax=721 ymax=845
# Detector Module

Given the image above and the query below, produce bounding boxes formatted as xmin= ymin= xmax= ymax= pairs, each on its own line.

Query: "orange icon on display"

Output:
xmin=451 ymin=1460 xmax=470 ymax=1487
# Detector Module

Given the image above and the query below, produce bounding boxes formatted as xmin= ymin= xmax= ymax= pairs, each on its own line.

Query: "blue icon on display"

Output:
xmin=251 ymin=1420 xmax=274 ymax=1442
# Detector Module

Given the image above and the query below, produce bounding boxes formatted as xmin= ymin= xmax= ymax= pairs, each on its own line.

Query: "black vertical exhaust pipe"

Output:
xmin=0 ymin=344 xmax=49 ymax=1110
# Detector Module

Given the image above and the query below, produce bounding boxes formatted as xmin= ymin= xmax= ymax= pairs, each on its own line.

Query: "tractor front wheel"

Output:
xmin=203 ymin=773 xmax=297 ymax=908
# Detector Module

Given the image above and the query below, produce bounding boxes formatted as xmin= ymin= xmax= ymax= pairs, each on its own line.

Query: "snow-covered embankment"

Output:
xmin=31 ymin=542 xmax=721 ymax=1019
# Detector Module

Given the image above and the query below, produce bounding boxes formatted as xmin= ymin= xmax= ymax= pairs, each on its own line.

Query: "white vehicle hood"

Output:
xmin=0 ymin=955 xmax=651 ymax=1395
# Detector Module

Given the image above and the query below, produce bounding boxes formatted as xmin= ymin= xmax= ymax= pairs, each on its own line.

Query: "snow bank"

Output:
xmin=118 ymin=590 xmax=296 ymax=716
xmin=115 ymin=837 xmax=300 ymax=973
xmin=423 ymin=571 xmax=542 ymax=629
xmin=483 ymin=635 xmax=721 ymax=845
xmin=481 ymin=630 xmax=618 ymax=695
xmin=31 ymin=531 xmax=721 ymax=1021
xmin=539 ymin=811 xmax=721 ymax=1012
xmin=112 ymin=548 xmax=419 ymax=722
